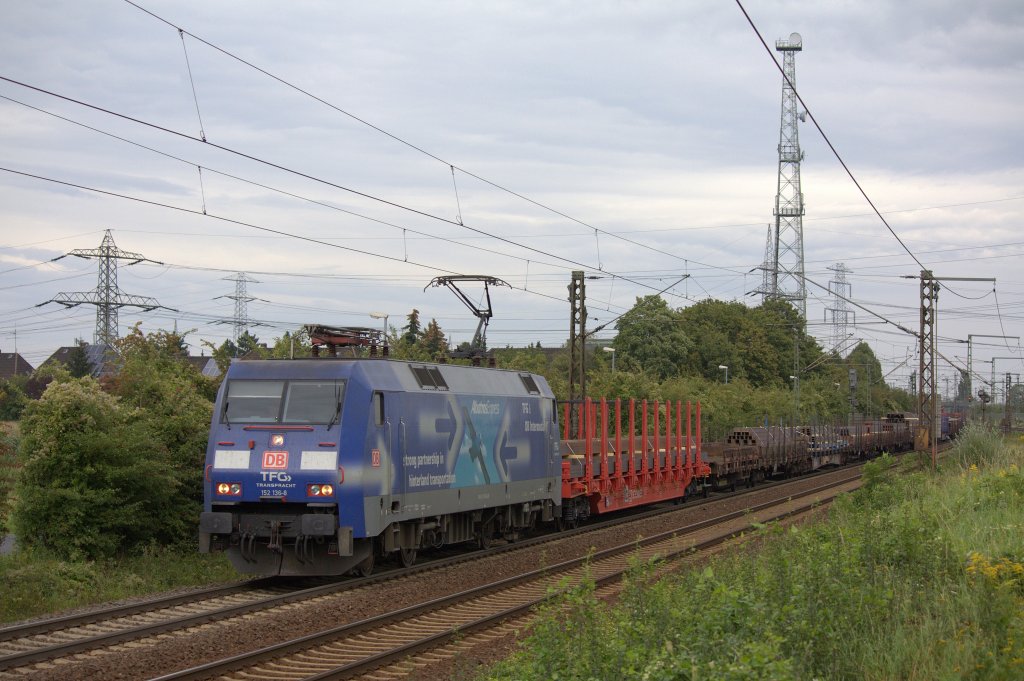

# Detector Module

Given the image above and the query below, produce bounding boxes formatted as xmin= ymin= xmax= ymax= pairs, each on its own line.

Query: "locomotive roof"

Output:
xmin=222 ymin=357 xmax=554 ymax=398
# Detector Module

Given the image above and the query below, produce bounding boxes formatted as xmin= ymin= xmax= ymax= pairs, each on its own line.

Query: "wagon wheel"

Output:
xmin=556 ymin=504 xmax=580 ymax=532
xmin=354 ymin=542 xmax=375 ymax=578
xmin=399 ymin=546 xmax=417 ymax=568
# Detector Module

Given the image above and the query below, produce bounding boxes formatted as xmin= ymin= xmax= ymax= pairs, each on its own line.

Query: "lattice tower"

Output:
xmin=221 ymin=272 xmax=260 ymax=342
xmin=825 ymin=263 xmax=854 ymax=355
xmin=759 ymin=32 xmax=807 ymax=321
xmin=45 ymin=230 xmax=161 ymax=345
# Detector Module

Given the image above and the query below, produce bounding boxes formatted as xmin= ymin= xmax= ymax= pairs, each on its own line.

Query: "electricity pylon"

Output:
xmin=39 ymin=229 xmax=165 ymax=345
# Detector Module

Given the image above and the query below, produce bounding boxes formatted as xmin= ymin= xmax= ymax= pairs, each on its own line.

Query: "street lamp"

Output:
xmin=369 ymin=311 xmax=388 ymax=346
xmin=603 ymin=346 xmax=616 ymax=371
xmin=718 ymin=364 xmax=728 ymax=384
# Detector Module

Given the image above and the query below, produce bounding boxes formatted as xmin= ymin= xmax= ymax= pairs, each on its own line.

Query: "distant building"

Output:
xmin=183 ymin=355 xmax=221 ymax=378
xmin=42 ymin=343 xmax=222 ymax=380
xmin=42 ymin=343 xmax=117 ymax=378
xmin=0 ymin=352 xmax=34 ymax=380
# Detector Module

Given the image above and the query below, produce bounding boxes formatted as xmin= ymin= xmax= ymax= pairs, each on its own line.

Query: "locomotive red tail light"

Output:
xmin=216 ymin=482 xmax=242 ymax=496
xmin=307 ymin=484 xmax=334 ymax=497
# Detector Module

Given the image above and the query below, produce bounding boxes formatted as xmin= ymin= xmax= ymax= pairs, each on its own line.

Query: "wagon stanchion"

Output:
xmin=665 ymin=399 xmax=673 ymax=479
xmin=653 ymin=399 xmax=661 ymax=479
xmin=628 ymin=398 xmax=636 ymax=479
xmin=641 ymin=400 xmax=649 ymax=479
xmin=686 ymin=400 xmax=693 ymax=471
xmin=600 ymin=398 xmax=609 ymax=482
xmin=614 ymin=398 xmax=622 ymax=482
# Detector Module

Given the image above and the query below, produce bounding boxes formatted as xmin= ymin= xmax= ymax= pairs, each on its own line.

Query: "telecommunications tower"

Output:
xmin=39 ymin=230 xmax=164 ymax=346
xmin=759 ymin=32 xmax=807 ymax=320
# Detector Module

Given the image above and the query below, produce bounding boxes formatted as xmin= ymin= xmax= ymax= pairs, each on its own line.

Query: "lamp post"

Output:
xmin=369 ymin=311 xmax=388 ymax=347
xmin=718 ymin=364 xmax=728 ymax=384
xmin=603 ymin=346 xmax=616 ymax=371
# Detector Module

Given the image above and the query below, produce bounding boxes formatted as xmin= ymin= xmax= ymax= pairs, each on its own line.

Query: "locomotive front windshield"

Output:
xmin=222 ymin=380 xmax=345 ymax=424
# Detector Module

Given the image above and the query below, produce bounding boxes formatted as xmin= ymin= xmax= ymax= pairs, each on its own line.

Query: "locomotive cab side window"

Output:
xmin=373 ymin=391 xmax=385 ymax=426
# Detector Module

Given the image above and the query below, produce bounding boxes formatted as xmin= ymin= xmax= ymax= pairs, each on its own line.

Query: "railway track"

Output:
xmin=156 ymin=473 xmax=861 ymax=681
xmin=0 ymin=455 xmax=864 ymax=678
xmin=0 ymin=455 xmax=905 ymax=679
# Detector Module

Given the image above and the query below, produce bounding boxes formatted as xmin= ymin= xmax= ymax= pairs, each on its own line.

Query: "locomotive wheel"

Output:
xmin=399 ymin=546 xmax=417 ymax=568
xmin=354 ymin=546 xmax=375 ymax=578
xmin=477 ymin=520 xmax=494 ymax=549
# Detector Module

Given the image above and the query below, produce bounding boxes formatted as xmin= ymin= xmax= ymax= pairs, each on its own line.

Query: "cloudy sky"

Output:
xmin=1 ymin=0 xmax=1022 ymax=396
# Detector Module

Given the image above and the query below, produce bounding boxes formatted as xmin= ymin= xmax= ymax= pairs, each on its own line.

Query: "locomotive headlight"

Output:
xmin=307 ymin=484 xmax=334 ymax=497
xmin=216 ymin=482 xmax=242 ymax=496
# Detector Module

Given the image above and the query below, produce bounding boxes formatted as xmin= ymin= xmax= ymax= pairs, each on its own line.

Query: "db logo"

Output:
xmin=371 ymin=449 xmax=381 ymax=468
xmin=262 ymin=451 xmax=289 ymax=469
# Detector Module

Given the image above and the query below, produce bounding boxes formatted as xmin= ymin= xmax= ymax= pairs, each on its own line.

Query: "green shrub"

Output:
xmin=11 ymin=378 xmax=189 ymax=560
xmin=0 ymin=428 xmax=18 ymax=533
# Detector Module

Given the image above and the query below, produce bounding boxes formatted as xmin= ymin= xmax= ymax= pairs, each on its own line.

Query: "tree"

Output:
xmin=614 ymin=295 xmax=692 ymax=380
xmin=11 ymin=378 xmax=185 ymax=559
xmin=269 ymin=329 xmax=312 ymax=359
xmin=0 ymin=377 xmax=28 ymax=420
xmin=12 ymin=326 xmax=219 ymax=559
xmin=420 ymin=318 xmax=448 ymax=357
xmin=401 ymin=309 xmax=422 ymax=347
xmin=66 ymin=342 xmax=93 ymax=378
xmin=105 ymin=326 xmax=217 ymax=517
xmin=748 ymin=300 xmax=825 ymax=387
xmin=236 ymin=331 xmax=264 ymax=358
xmin=207 ymin=338 xmax=237 ymax=374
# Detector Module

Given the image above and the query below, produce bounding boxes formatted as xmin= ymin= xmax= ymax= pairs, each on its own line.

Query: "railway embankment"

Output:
xmin=481 ymin=424 xmax=1024 ymax=681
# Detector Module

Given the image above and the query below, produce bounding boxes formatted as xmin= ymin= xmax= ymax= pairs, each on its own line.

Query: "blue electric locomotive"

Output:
xmin=199 ymin=358 xmax=561 ymax=576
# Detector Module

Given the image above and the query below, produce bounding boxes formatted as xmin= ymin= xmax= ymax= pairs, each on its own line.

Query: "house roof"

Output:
xmin=42 ymin=344 xmax=117 ymax=378
xmin=183 ymin=355 xmax=221 ymax=378
xmin=0 ymin=352 xmax=34 ymax=380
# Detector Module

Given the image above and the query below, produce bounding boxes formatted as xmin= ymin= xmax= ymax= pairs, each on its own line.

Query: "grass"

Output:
xmin=482 ymin=423 xmax=1024 ymax=680
xmin=0 ymin=419 xmax=245 ymax=624
xmin=0 ymin=547 xmax=241 ymax=624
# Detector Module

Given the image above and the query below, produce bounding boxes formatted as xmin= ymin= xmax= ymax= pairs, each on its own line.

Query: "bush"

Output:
xmin=11 ymin=378 xmax=188 ymax=560
xmin=0 ymin=427 xmax=18 ymax=533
